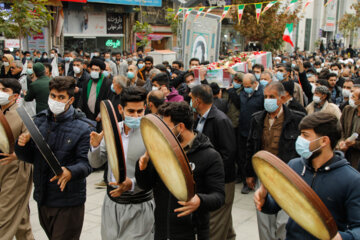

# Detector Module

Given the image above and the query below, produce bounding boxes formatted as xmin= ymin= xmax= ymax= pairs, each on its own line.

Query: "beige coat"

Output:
xmin=0 ymin=103 xmax=34 ymax=240
xmin=306 ymin=101 xmax=342 ymax=120
xmin=294 ymin=82 xmax=304 ymax=107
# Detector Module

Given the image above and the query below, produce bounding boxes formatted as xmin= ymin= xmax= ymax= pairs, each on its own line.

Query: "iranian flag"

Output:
xmin=283 ymin=23 xmax=294 ymax=47
xmin=194 ymin=7 xmax=205 ymax=21
xmin=238 ymin=5 xmax=245 ymax=24
xmin=255 ymin=3 xmax=262 ymax=24
xmin=221 ymin=6 xmax=231 ymax=21
xmin=184 ymin=8 xmax=193 ymax=21
xmin=324 ymin=0 xmax=334 ymax=7
xmin=303 ymin=0 xmax=313 ymax=12
xmin=262 ymin=1 xmax=277 ymax=14
xmin=174 ymin=8 xmax=184 ymax=20
xmin=285 ymin=0 xmax=298 ymax=13
xmin=203 ymin=6 xmax=216 ymax=18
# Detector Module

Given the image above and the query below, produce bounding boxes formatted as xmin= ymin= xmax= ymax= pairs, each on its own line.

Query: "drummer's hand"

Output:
xmin=139 ymin=152 xmax=150 ymax=171
xmin=331 ymin=233 xmax=342 ymax=240
xmin=174 ymin=194 xmax=201 ymax=217
xmin=18 ymin=132 xmax=31 ymax=146
xmin=246 ymin=177 xmax=256 ymax=190
xmin=90 ymin=131 xmax=104 ymax=148
xmin=50 ymin=167 xmax=72 ymax=192
xmin=0 ymin=152 xmax=17 ymax=165
xmin=109 ymin=177 xmax=133 ymax=197
xmin=254 ymin=184 xmax=268 ymax=211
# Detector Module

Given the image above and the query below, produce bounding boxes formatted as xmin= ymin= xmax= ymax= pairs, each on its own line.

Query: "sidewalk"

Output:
xmin=29 ymin=171 xmax=259 ymax=239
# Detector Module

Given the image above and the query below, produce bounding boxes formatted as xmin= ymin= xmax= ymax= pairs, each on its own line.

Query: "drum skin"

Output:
xmin=140 ymin=114 xmax=195 ymax=202
xmin=100 ymin=100 xmax=126 ymax=183
xmin=0 ymin=109 xmax=14 ymax=154
xmin=252 ymin=150 xmax=338 ymax=240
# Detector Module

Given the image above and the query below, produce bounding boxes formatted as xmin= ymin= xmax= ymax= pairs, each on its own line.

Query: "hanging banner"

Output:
xmin=203 ymin=6 xmax=216 ymax=18
xmin=303 ymin=0 xmax=313 ymax=12
xmin=184 ymin=8 xmax=193 ymax=21
xmin=174 ymin=8 xmax=183 ymax=20
xmin=238 ymin=4 xmax=245 ymax=25
xmin=194 ymin=7 xmax=205 ymax=21
xmin=262 ymin=1 xmax=277 ymax=14
xmin=221 ymin=5 xmax=231 ymax=21
xmin=285 ymin=0 xmax=298 ymax=13
xmin=255 ymin=3 xmax=262 ymax=24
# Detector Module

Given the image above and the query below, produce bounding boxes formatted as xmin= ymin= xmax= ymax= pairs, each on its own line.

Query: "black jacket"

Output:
xmin=74 ymin=70 xmax=91 ymax=109
xmin=262 ymin=152 xmax=360 ymax=240
xmin=213 ymin=97 xmax=228 ymax=113
xmin=287 ymin=98 xmax=307 ymax=114
xmin=135 ymin=133 xmax=225 ymax=240
xmin=246 ymin=106 xmax=305 ymax=177
xmin=298 ymin=71 xmax=313 ymax=103
xmin=80 ymin=75 xmax=112 ymax=121
xmin=14 ymin=106 xmax=95 ymax=207
xmin=110 ymin=91 xmax=122 ymax=122
xmin=196 ymin=105 xmax=236 ymax=183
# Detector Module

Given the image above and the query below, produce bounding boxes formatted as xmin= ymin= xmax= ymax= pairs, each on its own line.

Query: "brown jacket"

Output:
xmin=0 ymin=103 xmax=33 ymax=239
xmin=340 ymin=105 xmax=360 ymax=169
xmin=306 ymin=101 xmax=342 ymax=120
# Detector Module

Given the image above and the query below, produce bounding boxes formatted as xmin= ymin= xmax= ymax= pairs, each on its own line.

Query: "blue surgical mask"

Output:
xmin=65 ymin=57 xmax=70 ymax=62
xmin=260 ymin=80 xmax=268 ymax=87
xmin=190 ymin=99 xmax=197 ymax=113
xmin=306 ymin=73 xmax=313 ymax=79
xmin=127 ymin=72 xmax=135 ymax=79
xmin=244 ymin=87 xmax=254 ymax=94
xmin=14 ymin=56 xmax=20 ymax=60
xmin=295 ymin=136 xmax=323 ymax=159
xmin=111 ymin=83 xmax=116 ymax=93
xmin=233 ymin=82 xmax=242 ymax=89
xmin=26 ymin=68 xmax=33 ymax=75
xmin=282 ymin=60 xmax=287 ymax=64
xmin=264 ymin=98 xmax=279 ymax=113
xmin=26 ymin=56 xmax=31 ymax=60
xmin=291 ymin=63 xmax=296 ymax=68
xmin=105 ymin=58 xmax=111 ymax=62
xmin=138 ymin=63 xmax=144 ymax=69
xmin=103 ymin=71 xmax=109 ymax=78
xmin=255 ymin=73 xmax=260 ymax=80
xmin=276 ymin=71 xmax=284 ymax=81
xmin=124 ymin=115 xmax=142 ymax=129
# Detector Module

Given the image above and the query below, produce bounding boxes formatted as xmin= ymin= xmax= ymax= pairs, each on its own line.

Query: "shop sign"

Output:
xmin=107 ymin=13 xmax=123 ymax=34
xmin=106 ymin=39 xmax=121 ymax=48
xmin=5 ymin=39 xmax=20 ymax=49
xmin=87 ymin=0 xmax=161 ymax=7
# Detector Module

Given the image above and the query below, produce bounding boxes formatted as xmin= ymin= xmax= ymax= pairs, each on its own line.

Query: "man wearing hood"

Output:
xmin=136 ymin=101 xmax=225 ymax=239
xmin=255 ymin=112 xmax=360 ymax=240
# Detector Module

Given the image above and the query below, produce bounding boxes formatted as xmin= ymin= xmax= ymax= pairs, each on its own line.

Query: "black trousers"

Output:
xmin=38 ymin=204 xmax=85 ymax=240
xmin=237 ymin=134 xmax=248 ymax=184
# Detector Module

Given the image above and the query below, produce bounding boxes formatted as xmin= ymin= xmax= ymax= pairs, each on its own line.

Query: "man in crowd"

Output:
xmin=340 ymin=79 xmax=354 ymax=111
xmin=0 ymin=78 xmax=34 ymax=240
xmin=15 ymin=76 xmax=94 ymax=239
xmin=152 ymin=73 xmax=184 ymax=102
xmin=246 ymin=81 xmax=305 ymax=240
xmin=72 ymin=58 xmax=90 ymax=108
xmin=327 ymin=73 xmax=343 ymax=106
xmin=259 ymin=70 xmax=273 ymax=87
xmin=190 ymin=84 xmax=237 ymax=240
xmin=138 ymin=56 xmax=154 ymax=81
xmin=238 ymin=73 xmax=264 ymax=194
xmin=146 ymin=89 xmax=165 ymax=114
xmin=136 ymin=101 xmax=225 ymax=239
xmin=339 ymin=88 xmax=360 ymax=171
xmin=255 ymin=112 xmax=360 ymax=240
xmin=128 ymin=65 xmax=145 ymax=87
xmin=80 ymin=58 xmax=111 ymax=131
xmin=330 ymin=63 xmax=345 ymax=87
xmin=88 ymin=86 xmax=154 ymax=240
xmin=110 ymin=75 xmax=128 ymax=121
xmin=24 ymin=62 xmax=50 ymax=114
xmin=104 ymin=52 xmax=117 ymax=76
xmin=172 ymin=60 xmax=184 ymax=71
xmin=252 ymin=64 xmax=264 ymax=81
xmin=114 ymin=52 xmax=128 ymax=77
xmin=282 ymin=81 xmax=307 ymax=114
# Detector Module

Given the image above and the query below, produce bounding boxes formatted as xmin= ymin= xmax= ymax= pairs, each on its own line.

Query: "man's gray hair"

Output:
xmin=113 ymin=75 xmax=129 ymax=88
xmin=149 ymin=68 xmax=161 ymax=77
xmin=265 ymin=81 xmax=286 ymax=96
xmin=261 ymin=70 xmax=273 ymax=79
xmin=13 ymin=60 xmax=23 ymax=69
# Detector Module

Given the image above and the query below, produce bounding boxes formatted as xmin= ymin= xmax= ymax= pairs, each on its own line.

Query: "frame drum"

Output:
xmin=100 ymin=100 xmax=126 ymax=183
xmin=252 ymin=151 xmax=338 ymax=239
xmin=0 ymin=110 xmax=14 ymax=154
xmin=140 ymin=114 xmax=195 ymax=202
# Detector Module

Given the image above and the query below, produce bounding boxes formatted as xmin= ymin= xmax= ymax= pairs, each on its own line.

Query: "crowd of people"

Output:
xmin=0 ymin=45 xmax=360 ymax=240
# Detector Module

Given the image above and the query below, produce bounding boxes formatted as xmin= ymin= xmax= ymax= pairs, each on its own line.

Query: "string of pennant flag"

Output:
xmin=175 ymin=0 xmax=332 ymax=24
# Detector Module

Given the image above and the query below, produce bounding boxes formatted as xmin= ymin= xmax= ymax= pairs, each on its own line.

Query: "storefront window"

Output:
xmin=64 ymin=36 xmax=123 ymax=53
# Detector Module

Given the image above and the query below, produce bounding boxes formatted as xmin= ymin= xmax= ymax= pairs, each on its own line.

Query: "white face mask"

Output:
xmin=313 ymin=95 xmax=322 ymax=104
xmin=342 ymin=89 xmax=351 ymax=98
xmin=152 ymin=86 xmax=159 ymax=91
xmin=50 ymin=54 xmax=55 ymax=58
xmin=0 ymin=91 xmax=11 ymax=105
xmin=90 ymin=71 xmax=100 ymax=79
xmin=349 ymin=98 xmax=357 ymax=108
xmin=330 ymin=70 xmax=338 ymax=76
xmin=48 ymin=97 xmax=69 ymax=115
xmin=3 ymin=62 xmax=9 ymax=67
xmin=310 ymin=83 xmax=316 ymax=94
xmin=73 ymin=66 xmax=81 ymax=74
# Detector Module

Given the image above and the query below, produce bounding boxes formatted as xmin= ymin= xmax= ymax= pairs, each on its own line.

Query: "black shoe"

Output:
xmin=241 ymin=185 xmax=251 ymax=194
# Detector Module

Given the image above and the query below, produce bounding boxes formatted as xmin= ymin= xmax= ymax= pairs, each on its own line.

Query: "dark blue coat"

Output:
xmin=238 ymin=84 xmax=264 ymax=137
xmin=262 ymin=151 xmax=360 ymax=240
xmin=15 ymin=106 xmax=95 ymax=207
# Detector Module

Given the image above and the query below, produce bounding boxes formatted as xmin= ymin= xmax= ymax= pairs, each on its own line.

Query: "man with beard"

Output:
xmin=138 ymin=56 xmax=154 ymax=81
xmin=88 ymin=86 xmax=155 ymax=240
xmin=136 ymin=101 xmax=225 ymax=239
